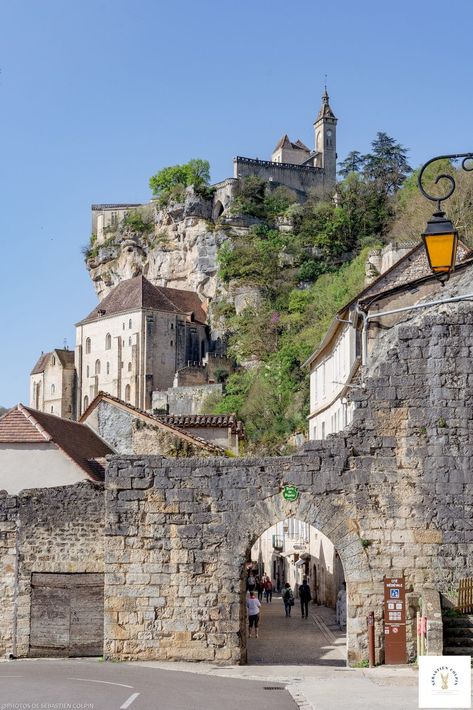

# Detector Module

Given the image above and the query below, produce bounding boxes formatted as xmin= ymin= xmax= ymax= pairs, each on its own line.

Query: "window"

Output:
xmin=51 ymin=356 xmax=56 ymax=366
xmin=321 ymin=422 xmax=325 ymax=440
xmin=83 ymin=396 xmax=89 ymax=410
xmin=50 ymin=406 xmax=54 ymax=413
xmin=170 ymin=323 xmax=174 ymax=330
xmin=128 ymin=337 xmax=132 ymax=347
xmin=51 ymin=384 xmax=55 ymax=394
xmin=105 ymin=333 xmax=111 ymax=350
xmin=106 ymin=362 xmax=110 ymax=375
xmin=85 ymin=338 xmax=91 ymax=354
xmin=129 ymin=319 xmax=132 ymax=329
xmin=122 ymin=323 xmax=125 ymax=330
xmin=128 ymin=362 xmax=132 ymax=372
xmin=125 ymin=384 xmax=131 ymax=402
xmin=95 ymin=359 xmax=101 ymax=375
xmin=86 ymin=365 xmax=89 ymax=378
xmin=170 ymin=340 xmax=173 ymax=347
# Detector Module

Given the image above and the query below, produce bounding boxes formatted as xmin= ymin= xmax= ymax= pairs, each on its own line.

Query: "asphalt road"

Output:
xmin=0 ymin=659 xmax=298 ymax=710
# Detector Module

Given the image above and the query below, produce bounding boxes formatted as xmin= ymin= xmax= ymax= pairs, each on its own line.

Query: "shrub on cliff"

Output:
xmin=149 ymin=159 xmax=211 ymax=206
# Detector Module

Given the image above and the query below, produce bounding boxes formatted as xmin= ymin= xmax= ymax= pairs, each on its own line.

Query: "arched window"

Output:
xmin=127 ymin=362 xmax=132 ymax=372
xmin=83 ymin=396 xmax=89 ymax=410
xmin=95 ymin=359 xmax=101 ymax=375
xmin=124 ymin=384 xmax=131 ymax=402
xmin=128 ymin=319 xmax=132 ymax=329
xmin=105 ymin=333 xmax=112 ymax=350
xmin=51 ymin=384 xmax=55 ymax=394
xmin=51 ymin=356 xmax=56 ymax=366
xmin=50 ymin=406 xmax=54 ymax=413
xmin=85 ymin=338 xmax=91 ymax=354
xmin=128 ymin=336 xmax=132 ymax=346
xmin=86 ymin=365 xmax=89 ymax=378
xmin=106 ymin=362 xmax=110 ymax=375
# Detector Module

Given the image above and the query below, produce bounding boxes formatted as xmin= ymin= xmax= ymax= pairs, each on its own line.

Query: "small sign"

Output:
xmin=390 ymin=588 xmax=400 ymax=598
xmin=419 ymin=656 xmax=471 ymax=708
xmin=282 ymin=485 xmax=299 ymax=501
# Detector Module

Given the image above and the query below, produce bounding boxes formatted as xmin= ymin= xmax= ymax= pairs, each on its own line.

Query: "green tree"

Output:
xmin=149 ymin=159 xmax=210 ymax=203
xmin=338 ymin=150 xmax=365 ymax=178
xmin=363 ymin=132 xmax=411 ymax=194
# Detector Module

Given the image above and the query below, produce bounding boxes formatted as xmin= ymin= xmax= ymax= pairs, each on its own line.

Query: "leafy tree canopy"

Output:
xmin=149 ymin=159 xmax=211 ymax=204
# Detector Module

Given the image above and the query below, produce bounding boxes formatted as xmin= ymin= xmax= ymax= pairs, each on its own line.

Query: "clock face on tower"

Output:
xmin=327 ymin=129 xmax=332 ymax=137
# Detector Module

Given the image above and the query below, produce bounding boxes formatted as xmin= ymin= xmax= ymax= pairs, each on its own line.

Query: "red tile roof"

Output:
xmin=157 ymin=414 xmax=245 ymax=437
xmin=77 ymin=275 xmax=207 ymax=325
xmin=0 ymin=405 xmax=113 ymax=481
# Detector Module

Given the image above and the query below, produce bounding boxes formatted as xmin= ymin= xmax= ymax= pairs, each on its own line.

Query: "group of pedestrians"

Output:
xmin=246 ymin=574 xmax=313 ymax=638
xmin=282 ymin=578 xmax=312 ymax=617
xmin=246 ymin=572 xmax=273 ymax=602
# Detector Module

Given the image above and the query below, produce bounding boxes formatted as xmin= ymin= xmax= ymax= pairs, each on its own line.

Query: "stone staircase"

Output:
xmin=443 ymin=614 xmax=473 ymax=655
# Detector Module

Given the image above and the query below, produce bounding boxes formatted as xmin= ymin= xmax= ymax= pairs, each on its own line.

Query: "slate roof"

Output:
xmin=76 ymin=275 xmax=207 ymax=326
xmin=80 ymin=392 xmax=229 ymax=456
xmin=31 ymin=349 xmax=74 ymax=375
xmin=316 ymin=88 xmax=336 ymax=121
xmin=273 ymin=134 xmax=310 ymax=154
xmin=0 ymin=405 xmax=113 ymax=481
xmin=157 ymin=414 xmax=245 ymax=437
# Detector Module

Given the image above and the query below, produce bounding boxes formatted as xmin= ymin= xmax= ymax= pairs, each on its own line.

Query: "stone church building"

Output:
xmin=29 ymin=276 xmax=209 ymax=419
xmin=75 ymin=275 xmax=208 ymax=417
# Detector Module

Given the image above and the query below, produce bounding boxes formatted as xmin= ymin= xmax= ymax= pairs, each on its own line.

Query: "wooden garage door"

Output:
xmin=29 ymin=573 xmax=104 ymax=657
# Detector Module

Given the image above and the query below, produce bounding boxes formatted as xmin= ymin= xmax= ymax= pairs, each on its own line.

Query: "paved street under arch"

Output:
xmin=247 ymin=594 xmax=346 ymax=666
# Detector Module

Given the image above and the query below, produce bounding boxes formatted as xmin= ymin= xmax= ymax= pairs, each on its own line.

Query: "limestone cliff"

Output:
xmin=86 ymin=188 xmax=231 ymax=303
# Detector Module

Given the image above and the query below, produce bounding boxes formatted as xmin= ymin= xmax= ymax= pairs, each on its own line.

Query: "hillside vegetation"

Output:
xmin=207 ymin=139 xmax=473 ymax=454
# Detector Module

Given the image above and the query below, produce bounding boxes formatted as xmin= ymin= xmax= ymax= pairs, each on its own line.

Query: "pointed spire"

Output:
xmin=315 ymin=85 xmax=336 ymax=122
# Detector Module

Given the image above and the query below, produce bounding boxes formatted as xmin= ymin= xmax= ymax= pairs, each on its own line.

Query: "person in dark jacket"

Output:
xmin=299 ymin=578 xmax=312 ymax=618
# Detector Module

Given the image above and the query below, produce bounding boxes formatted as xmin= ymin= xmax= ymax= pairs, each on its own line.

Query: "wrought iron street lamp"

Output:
xmin=418 ymin=152 xmax=473 ymax=280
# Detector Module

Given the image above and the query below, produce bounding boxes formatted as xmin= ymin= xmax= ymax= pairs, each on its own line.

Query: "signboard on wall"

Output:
xmin=384 ymin=576 xmax=407 ymax=664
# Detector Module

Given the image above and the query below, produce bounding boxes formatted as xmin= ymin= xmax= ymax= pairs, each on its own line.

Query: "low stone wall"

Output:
xmin=0 ymin=482 xmax=104 ymax=658
xmin=104 ymin=302 xmax=473 ymax=665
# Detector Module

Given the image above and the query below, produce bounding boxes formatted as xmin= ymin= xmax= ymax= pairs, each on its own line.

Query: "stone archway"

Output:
xmin=104 ymin=304 xmax=473 ymax=666
xmin=231 ymin=492 xmax=371 ymax=664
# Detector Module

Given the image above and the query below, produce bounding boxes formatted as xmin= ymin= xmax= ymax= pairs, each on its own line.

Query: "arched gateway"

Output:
xmin=104 ymin=302 xmax=473 ymax=665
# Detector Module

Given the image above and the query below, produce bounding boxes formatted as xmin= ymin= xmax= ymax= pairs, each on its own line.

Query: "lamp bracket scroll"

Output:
xmin=418 ymin=152 xmax=473 ymax=212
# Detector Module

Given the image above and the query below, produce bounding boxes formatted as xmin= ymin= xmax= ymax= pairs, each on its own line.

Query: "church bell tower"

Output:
xmin=314 ymin=88 xmax=337 ymax=189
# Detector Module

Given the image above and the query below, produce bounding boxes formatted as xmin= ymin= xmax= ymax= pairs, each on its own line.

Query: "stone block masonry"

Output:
xmin=104 ymin=302 xmax=473 ymax=665
xmin=0 ymin=482 xmax=104 ymax=658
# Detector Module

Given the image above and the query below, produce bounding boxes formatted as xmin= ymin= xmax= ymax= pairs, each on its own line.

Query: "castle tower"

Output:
xmin=314 ymin=87 xmax=337 ymax=188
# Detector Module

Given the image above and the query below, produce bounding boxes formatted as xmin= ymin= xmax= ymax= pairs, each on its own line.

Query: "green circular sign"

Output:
xmin=282 ymin=484 xmax=299 ymax=501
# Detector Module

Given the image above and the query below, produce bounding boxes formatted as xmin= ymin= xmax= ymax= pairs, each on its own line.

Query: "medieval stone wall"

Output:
xmin=0 ymin=482 xmax=104 ymax=658
xmin=233 ymin=157 xmax=332 ymax=198
xmin=104 ymin=302 xmax=473 ymax=665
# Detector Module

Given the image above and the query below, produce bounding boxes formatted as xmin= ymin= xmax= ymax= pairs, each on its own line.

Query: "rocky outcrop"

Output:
xmin=86 ymin=187 xmax=234 ymax=303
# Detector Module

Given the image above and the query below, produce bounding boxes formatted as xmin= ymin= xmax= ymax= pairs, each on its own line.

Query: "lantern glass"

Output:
xmin=422 ymin=232 xmax=458 ymax=274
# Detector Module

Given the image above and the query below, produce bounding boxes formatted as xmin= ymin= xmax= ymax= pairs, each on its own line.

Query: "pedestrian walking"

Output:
xmin=246 ymin=591 xmax=261 ymax=638
xmin=256 ymin=576 xmax=265 ymax=601
xmin=299 ymin=578 xmax=312 ymax=618
xmin=282 ymin=582 xmax=294 ymax=616
xmin=264 ymin=577 xmax=273 ymax=603
xmin=247 ymin=571 xmax=256 ymax=592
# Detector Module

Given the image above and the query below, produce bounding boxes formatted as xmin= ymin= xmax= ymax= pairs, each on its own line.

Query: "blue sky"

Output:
xmin=1 ymin=0 xmax=473 ymax=407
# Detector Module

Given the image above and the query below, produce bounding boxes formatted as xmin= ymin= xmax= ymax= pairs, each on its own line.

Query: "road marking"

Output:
xmin=68 ymin=677 xmax=134 ymax=689
xmin=120 ymin=692 xmax=140 ymax=709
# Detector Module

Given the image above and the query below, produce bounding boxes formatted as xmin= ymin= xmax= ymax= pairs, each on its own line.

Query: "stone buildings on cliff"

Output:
xmin=234 ymin=88 xmax=337 ymax=198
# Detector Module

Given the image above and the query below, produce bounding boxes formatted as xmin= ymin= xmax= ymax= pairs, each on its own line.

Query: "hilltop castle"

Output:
xmin=29 ymin=91 xmax=339 ymax=420
xmin=233 ymin=88 xmax=337 ymax=198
